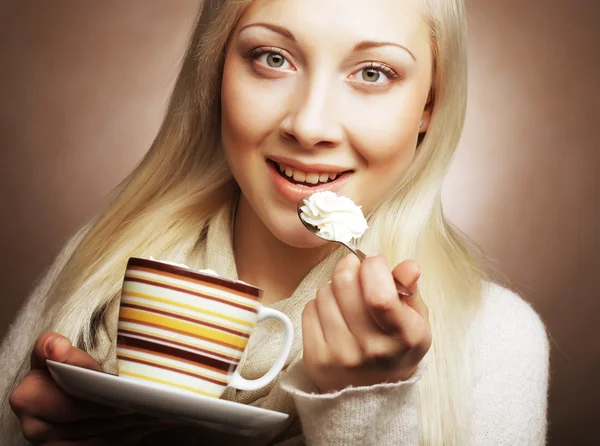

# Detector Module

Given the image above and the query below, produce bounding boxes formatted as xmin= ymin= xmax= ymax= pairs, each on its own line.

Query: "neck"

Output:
xmin=232 ymin=195 xmax=331 ymax=305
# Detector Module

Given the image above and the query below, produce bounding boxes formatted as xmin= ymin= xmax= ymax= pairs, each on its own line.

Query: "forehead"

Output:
xmin=236 ymin=0 xmax=430 ymax=52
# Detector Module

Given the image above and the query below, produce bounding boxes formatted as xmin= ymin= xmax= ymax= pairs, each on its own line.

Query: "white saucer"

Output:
xmin=47 ymin=360 xmax=288 ymax=436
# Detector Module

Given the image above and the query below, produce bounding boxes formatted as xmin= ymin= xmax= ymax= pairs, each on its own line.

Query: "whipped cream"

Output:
xmin=198 ymin=269 xmax=220 ymax=277
xmin=149 ymin=257 xmax=220 ymax=277
xmin=300 ymin=191 xmax=368 ymax=244
xmin=147 ymin=257 xmax=257 ymax=287
xmin=149 ymin=257 xmax=192 ymax=269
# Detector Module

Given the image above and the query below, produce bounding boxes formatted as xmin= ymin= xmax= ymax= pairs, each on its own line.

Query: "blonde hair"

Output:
xmin=360 ymin=1 xmax=486 ymax=443
xmin=6 ymin=1 xmax=485 ymax=444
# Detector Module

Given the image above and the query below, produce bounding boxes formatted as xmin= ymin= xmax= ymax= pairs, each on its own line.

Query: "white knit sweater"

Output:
xmin=0 ymin=211 xmax=549 ymax=445
xmin=280 ymin=282 xmax=550 ymax=445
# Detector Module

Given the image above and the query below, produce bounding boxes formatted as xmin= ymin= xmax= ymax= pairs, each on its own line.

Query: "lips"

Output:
xmin=266 ymin=158 xmax=353 ymax=203
xmin=273 ymin=161 xmax=342 ymax=186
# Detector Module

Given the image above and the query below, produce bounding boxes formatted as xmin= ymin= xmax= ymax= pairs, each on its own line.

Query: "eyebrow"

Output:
xmin=238 ymin=23 xmax=416 ymax=62
xmin=238 ymin=23 xmax=296 ymax=42
xmin=353 ymin=41 xmax=416 ymax=62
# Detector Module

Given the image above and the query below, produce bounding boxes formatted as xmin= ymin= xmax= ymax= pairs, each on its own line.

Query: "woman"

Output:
xmin=0 ymin=0 xmax=549 ymax=444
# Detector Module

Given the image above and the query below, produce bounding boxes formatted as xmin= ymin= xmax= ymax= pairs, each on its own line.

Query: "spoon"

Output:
xmin=297 ymin=200 xmax=413 ymax=297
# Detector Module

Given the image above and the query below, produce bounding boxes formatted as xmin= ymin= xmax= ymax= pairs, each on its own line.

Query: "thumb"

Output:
xmin=31 ymin=332 xmax=103 ymax=372
xmin=391 ymin=260 xmax=428 ymax=321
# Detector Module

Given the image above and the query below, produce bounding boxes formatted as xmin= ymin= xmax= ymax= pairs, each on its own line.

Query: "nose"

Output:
xmin=279 ymin=77 xmax=344 ymax=150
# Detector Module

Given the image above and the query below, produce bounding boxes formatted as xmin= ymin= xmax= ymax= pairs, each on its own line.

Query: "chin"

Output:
xmin=270 ymin=220 xmax=329 ymax=250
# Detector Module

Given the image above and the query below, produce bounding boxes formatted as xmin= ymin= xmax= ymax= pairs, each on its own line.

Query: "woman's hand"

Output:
xmin=9 ymin=332 xmax=177 ymax=445
xmin=302 ymin=253 xmax=431 ymax=393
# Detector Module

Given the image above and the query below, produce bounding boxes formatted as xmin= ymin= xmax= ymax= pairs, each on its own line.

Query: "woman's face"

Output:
xmin=221 ymin=0 xmax=433 ymax=248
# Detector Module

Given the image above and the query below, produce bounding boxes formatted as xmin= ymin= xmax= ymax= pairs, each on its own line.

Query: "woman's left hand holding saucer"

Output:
xmin=302 ymin=254 xmax=432 ymax=393
xmin=9 ymin=333 xmax=182 ymax=445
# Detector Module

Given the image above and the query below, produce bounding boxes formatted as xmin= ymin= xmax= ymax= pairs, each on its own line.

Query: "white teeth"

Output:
xmin=275 ymin=162 xmax=341 ymax=185
xmin=305 ymin=173 xmax=320 ymax=184
xmin=293 ymin=170 xmax=306 ymax=182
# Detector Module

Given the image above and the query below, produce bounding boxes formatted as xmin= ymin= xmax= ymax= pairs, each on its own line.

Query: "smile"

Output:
xmin=274 ymin=162 xmax=342 ymax=186
xmin=266 ymin=158 xmax=354 ymax=203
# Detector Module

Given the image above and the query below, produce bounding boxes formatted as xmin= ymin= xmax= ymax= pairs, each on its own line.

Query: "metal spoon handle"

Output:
xmin=353 ymin=248 xmax=413 ymax=297
xmin=297 ymin=199 xmax=412 ymax=297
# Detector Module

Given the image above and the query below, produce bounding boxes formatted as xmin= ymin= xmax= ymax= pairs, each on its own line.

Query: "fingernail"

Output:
xmin=44 ymin=335 xmax=63 ymax=356
xmin=365 ymin=252 xmax=379 ymax=258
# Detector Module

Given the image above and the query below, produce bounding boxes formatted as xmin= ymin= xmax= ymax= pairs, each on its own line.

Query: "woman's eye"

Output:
xmin=255 ymin=51 xmax=291 ymax=70
xmin=265 ymin=53 xmax=285 ymax=68
xmin=361 ymin=68 xmax=385 ymax=83
xmin=352 ymin=63 xmax=401 ymax=85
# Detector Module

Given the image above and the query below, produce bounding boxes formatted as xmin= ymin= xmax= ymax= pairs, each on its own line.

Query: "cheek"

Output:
xmin=347 ymin=97 xmax=420 ymax=167
xmin=221 ymin=62 xmax=258 ymax=149
xmin=221 ymin=58 xmax=290 ymax=151
xmin=343 ymin=90 xmax=423 ymax=208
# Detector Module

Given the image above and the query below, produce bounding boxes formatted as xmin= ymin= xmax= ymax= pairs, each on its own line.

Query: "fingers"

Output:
xmin=20 ymin=413 xmax=169 ymax=444
xmin=314 ymin=284 xmax=363 ymax=367
xmin=391 ymin=260 xmax=429 ymax=321
xmin=13 ymin=333 xmax=123 ymax=426
xmin=43 ymin=422 xmax=174 ymax=446
xmin=15 ymin=333 xmax=175 ymax=445
xmin=329 ymin=254 xmax=381 ymax=338
xmin=31 ymin=332 xmax=58 ymax=369
xmin=302 ymin=253 xmax=432 ymax=392
xmin=31 ymin=333 xmax=103 ymax=372
xmin=10 ymin=369 xmax=120 ymax=422
xmin=359 ymin=254 xmax=423 ymax=340
xmin=301 ymin=300 xmax=329 ymax=365
xmin=19 ymin=415 xmax=53 ymax=444
xmin=314 ymin=284 xmax=351 ymax=346
xmin=391 ymin=259 xmax=421 ymax=291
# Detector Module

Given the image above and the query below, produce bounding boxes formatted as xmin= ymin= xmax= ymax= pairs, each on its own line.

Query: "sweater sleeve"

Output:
xmin=279 ymin=284 xmax=549 ymax=446
xmin=465 ymin=284 xmax=549 ymax=445
xmin=279 ymin=355 xmax=428 ymax=446
xmin=0 ymin=224 xmax=91 ymax=445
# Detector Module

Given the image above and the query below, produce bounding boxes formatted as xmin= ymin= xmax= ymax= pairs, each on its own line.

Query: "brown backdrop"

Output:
xmin=1 ymin=0 xmax=598 ymax=444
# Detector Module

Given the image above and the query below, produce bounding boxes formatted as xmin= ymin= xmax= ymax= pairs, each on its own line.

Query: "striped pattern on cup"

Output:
xmin=116 ymin=258 xmax=262 ymax=398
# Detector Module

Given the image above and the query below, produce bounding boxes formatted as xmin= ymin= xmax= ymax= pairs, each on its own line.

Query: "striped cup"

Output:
xmin=116 ymin=257 xmax=293 ymax=398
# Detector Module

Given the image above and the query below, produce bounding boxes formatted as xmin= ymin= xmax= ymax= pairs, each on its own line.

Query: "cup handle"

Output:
xmin=228 ymin=306 xmax=294 ymax=391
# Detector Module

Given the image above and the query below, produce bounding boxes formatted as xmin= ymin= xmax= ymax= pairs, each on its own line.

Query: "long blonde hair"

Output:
xmin=360 ymin=1 xmax=485 ymax=443
xmin=7 ymin=1 xmax=484 ymax=444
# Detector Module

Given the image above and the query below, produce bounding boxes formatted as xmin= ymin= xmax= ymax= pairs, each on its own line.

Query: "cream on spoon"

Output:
xmin=297 ymin=191 xmax=412 ymax=297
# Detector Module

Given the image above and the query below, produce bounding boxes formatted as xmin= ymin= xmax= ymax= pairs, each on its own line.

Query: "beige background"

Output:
xmin=0 ymin=0 xmax=598 ymax=444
